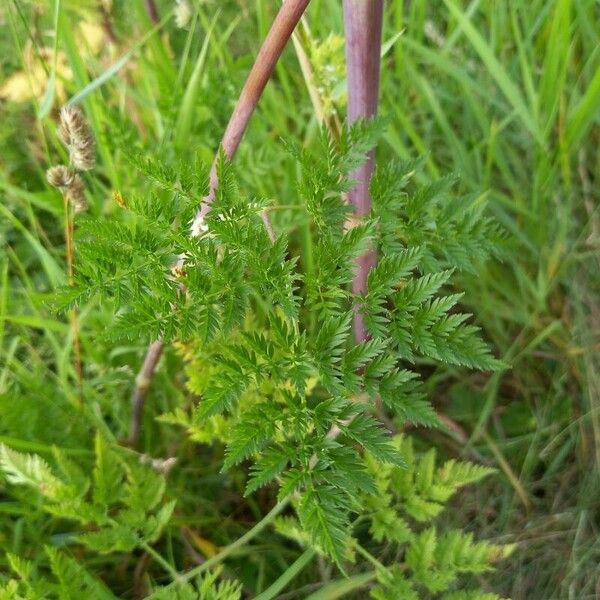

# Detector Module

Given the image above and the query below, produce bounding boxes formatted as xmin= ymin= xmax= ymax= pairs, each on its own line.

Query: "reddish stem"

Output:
xmin=129 ymin=340 xmax=164 ymax=445
xmin=343 ymin=0 xmax=384 ymax=343
xmin=145 ymin=0 xmax=159 ymax=24
xmin=192 ymin=0 xmax=311 ymax=235
xmin=130 ymin=0 xmax=311 ymax=446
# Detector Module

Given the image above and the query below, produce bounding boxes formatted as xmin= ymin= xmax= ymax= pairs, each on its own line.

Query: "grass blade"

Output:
xmin=305 ymin=572 xmax=377 ymax=599
xmin=174 ymin=10 xmax=220 ymax=148
xmin=38 ymin=0 xmax=61 ymax=117
xmin=567 ymin=64 xmax=600 ymax=148
xmin=67 ymin=10 xmax=173 ymax=106
xmin=444 ymin=0 xmax=542 ymax=143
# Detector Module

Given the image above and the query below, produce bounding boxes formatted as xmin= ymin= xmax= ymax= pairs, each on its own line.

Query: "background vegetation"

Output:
xmin=0 ymin=0 xmax=599 ymax=598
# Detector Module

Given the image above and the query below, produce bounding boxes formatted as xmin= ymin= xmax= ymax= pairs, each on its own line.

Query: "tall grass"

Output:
xmin=378 ymin=2 xmax=600 ymax=597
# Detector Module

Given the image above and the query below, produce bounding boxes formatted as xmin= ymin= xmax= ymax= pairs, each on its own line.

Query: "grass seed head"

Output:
xmin=65 ymin=172 xmax=88 ymax=213
xmin=46 ymin=164 xmax=75 ymax=189
xmin=59 ymin=104 xmax=96 ymax=171
xmin=70 ymin=141 xmax=96 ymax=171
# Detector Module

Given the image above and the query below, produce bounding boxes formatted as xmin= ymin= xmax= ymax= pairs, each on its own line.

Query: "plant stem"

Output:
xmin=191 ymin=0 xmax=311 ymax=235
xmin=304 ymin=0 xmax=386 ymax=469
xmin=305 ymin=0 xmax=386 ymax=473
xmin=130 ymin=0 xmax=311 ymax=446
xmin=354 ymin=542 xmax=386 ymax=570
xmin=254 ymin=548 xmax=316 ymax=600
xmin=303 ymin=571 xmax=377 ymax=599
xmin=63 ymin=194 xmax=83 ymax=392
xmin=129 ymin=339 xmax=164 ymax=445
xmin=141 ymin=541 xmax=179 ymax=580
xmin=343 ymin=0 xmax=384 ymax=343
xmin=145 ymin=0 xmax=159 ymax=24
xmin=165 ymin=498 xmax=289 ymax=590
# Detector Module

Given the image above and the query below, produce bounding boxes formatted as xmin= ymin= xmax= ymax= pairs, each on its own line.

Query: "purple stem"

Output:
xmin=343 ymin=0 xmax=384 ymax=343
xmin=145 ymin=0 xmax=159 ymax=24
xmin=129 ymin=340 xmax=164 ymax=445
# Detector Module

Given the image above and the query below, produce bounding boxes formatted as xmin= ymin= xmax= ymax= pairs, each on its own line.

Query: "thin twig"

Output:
xmin=141 ymin=541 xmax=180 ymax=580
xmin=129 ymin=0 xmax=312 ymax=446
xmin=343 ymin=0 xmax=384 ymax=343
xmin=254 ymin=548 xmax=315 ymax=600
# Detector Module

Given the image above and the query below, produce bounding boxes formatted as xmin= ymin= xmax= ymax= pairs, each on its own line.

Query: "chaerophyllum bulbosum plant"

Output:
xmin=0 ymin=2 xmax=513 ymax=598
xmin=0 ymin=128 xmax=510 ymax=598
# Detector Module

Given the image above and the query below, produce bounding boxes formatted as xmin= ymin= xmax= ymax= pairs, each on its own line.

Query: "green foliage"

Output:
xmin=1 ymin=0 xmax=597 ymax=597
xmin=363 ymin=436 xmax=496 ymax=528
xmin=307 ymin=33 xmax=346 ymax=116
xmin=364 ymin=436 xmax=511 ymax=599
xmin=0 ymin=546 xmax=118 ymax=600
xmin=57 ymin=120 xmax=503 ymax=573
xmin=271 ymin=434 xmax=508 ymax=598
xmin=0 ymin=445 xmax=68 ymax=501
xmin=406 ymin=528 xmax=506 ymax=592
xmin=45 ymin=546 xmax=118 ymax=600
xmin=149 ymin=567 xmax=242 ymax=600
xmin=0 ymin=435 xmax=174 ymax=555
xmin=0 ymin=106 xmax=508 ymax=595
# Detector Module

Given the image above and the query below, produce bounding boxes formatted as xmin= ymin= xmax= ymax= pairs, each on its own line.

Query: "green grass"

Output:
xmin=378 ymin=2 xmax=600 ymax=597
xmin=0 ymin=0 xmax=599 ymax=597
